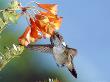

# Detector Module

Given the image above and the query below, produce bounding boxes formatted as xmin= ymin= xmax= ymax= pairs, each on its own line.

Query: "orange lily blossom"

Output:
xmin=39 ymin=11 xmax=63 ymax=30
xmin=39 ymin=11 xmax=57 ymax=19
xmin=37 ymin=3 xmax=58 ymax=15
xmin=18 ymin=26 xmax=31 ymax=46
xmin=30 ymin=18 xmax=42 ymax=42
xmin=19 ymin=2 xmax=62 ymax=46
xmin=51 ymin=17 xmax=63 ymax=30
xmin=35 ymin=14 xmax=54 ymax=37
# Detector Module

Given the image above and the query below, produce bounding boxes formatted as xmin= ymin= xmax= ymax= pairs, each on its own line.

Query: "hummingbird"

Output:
xmin=26 ymin=32 xmax=77 ymax=78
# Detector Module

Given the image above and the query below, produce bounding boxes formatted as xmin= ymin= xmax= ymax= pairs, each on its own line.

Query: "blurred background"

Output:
xmin=0 ymin=0 xmax=110 ymax=82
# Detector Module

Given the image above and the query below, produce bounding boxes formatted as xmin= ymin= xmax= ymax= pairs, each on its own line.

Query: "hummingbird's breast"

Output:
xmin=52 ymin=46 xmax=68 ymax=65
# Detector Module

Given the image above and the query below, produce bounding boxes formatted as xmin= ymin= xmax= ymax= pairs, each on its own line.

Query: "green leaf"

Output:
xmin=0 ymin=44 xmax=24 ymax=71
xmin=2 ymin=10 xmax=19 ymax=23
xmin=0 ymin=18 xmax=6 ymax=29
xmin=8 ymin=12 xmax=19 ymax=23
xmin=9 ymin=0 xmax=20 ymax=10
xmin=0 ymin=9 xmax=20 ymax=34
xmin=0 ymin=18 xmax=8 ymax=33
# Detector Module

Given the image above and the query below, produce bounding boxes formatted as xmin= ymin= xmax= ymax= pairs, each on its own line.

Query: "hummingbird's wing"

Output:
xmin=66 ymin=55 xmax=77 ymax=78
xmin=26 ymin=44 xmax=53 ymax=53
xmin=67 ymin=48 xmax=77 ymax=57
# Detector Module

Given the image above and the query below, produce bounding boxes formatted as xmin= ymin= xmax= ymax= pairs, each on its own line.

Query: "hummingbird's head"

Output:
xmin=50 ymin=32 xmax=65 ymax=46
xmin=52 ymin=32 xmax=61 ymax=40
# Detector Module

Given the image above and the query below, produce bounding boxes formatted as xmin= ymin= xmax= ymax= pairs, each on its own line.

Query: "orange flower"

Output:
xmin=35 ymin=12 xmax=62 ymax=37
xmin=37 ymin=3 xmax=58 ymax=15
xmin=30 ymin=18 xmax=40 ymax=31
xmin=35 ymin=14 xmax=50 ymax=36
xmin=18 ymin=26 xmax=31 ymax=46
xmin=18 ymin=3 xmax=62 ymax=46
xmin=30 ymin=18 xmax=42 ymax=42
xmin=43 ymin=23 xmax=55 ymax=38
xmin=39 ymin=11 xmax=57 ymax=19
xmin=36 ymin=20 xmax=47 ymax=32
xmin=35 ymin=14 xmax=49 ymax=23
xmin=38 ymin=11 xmax=63 ymax=30
xmin=52 ymin=17 xmax=63 ymax=30
xmin=35 ymin=15 xmax=55 ymax=38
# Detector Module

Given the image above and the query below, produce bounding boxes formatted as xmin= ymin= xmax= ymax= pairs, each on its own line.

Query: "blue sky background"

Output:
xmin=59 ymin=0 xmax=110 ymax=81
xmin=0 ymin=0 xmax=110 ymax=82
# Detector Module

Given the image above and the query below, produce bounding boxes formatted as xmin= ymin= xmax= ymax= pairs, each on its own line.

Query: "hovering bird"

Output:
xmin=26 ymin=32 xmax=77 ymax=78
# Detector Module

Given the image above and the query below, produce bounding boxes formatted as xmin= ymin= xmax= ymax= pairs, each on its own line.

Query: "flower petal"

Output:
xmin=53 ymin=17 xmax=63 ymax=30
xmin=30 ymin=18 xmax=42 ymax=42
xmin=37 ymin=3 xmax=58 ymax=15
xmin=18 ymin=26 xmax=31 ymax=46
xmin=39 ymin=11 xmax=57 ymax=19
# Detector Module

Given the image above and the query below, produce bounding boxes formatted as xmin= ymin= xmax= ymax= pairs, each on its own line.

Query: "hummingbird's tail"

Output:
xmin=68 ymin=67 xmax=77 ymax=78
xmin=66 ymin=55 xmax=77 ymax=78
